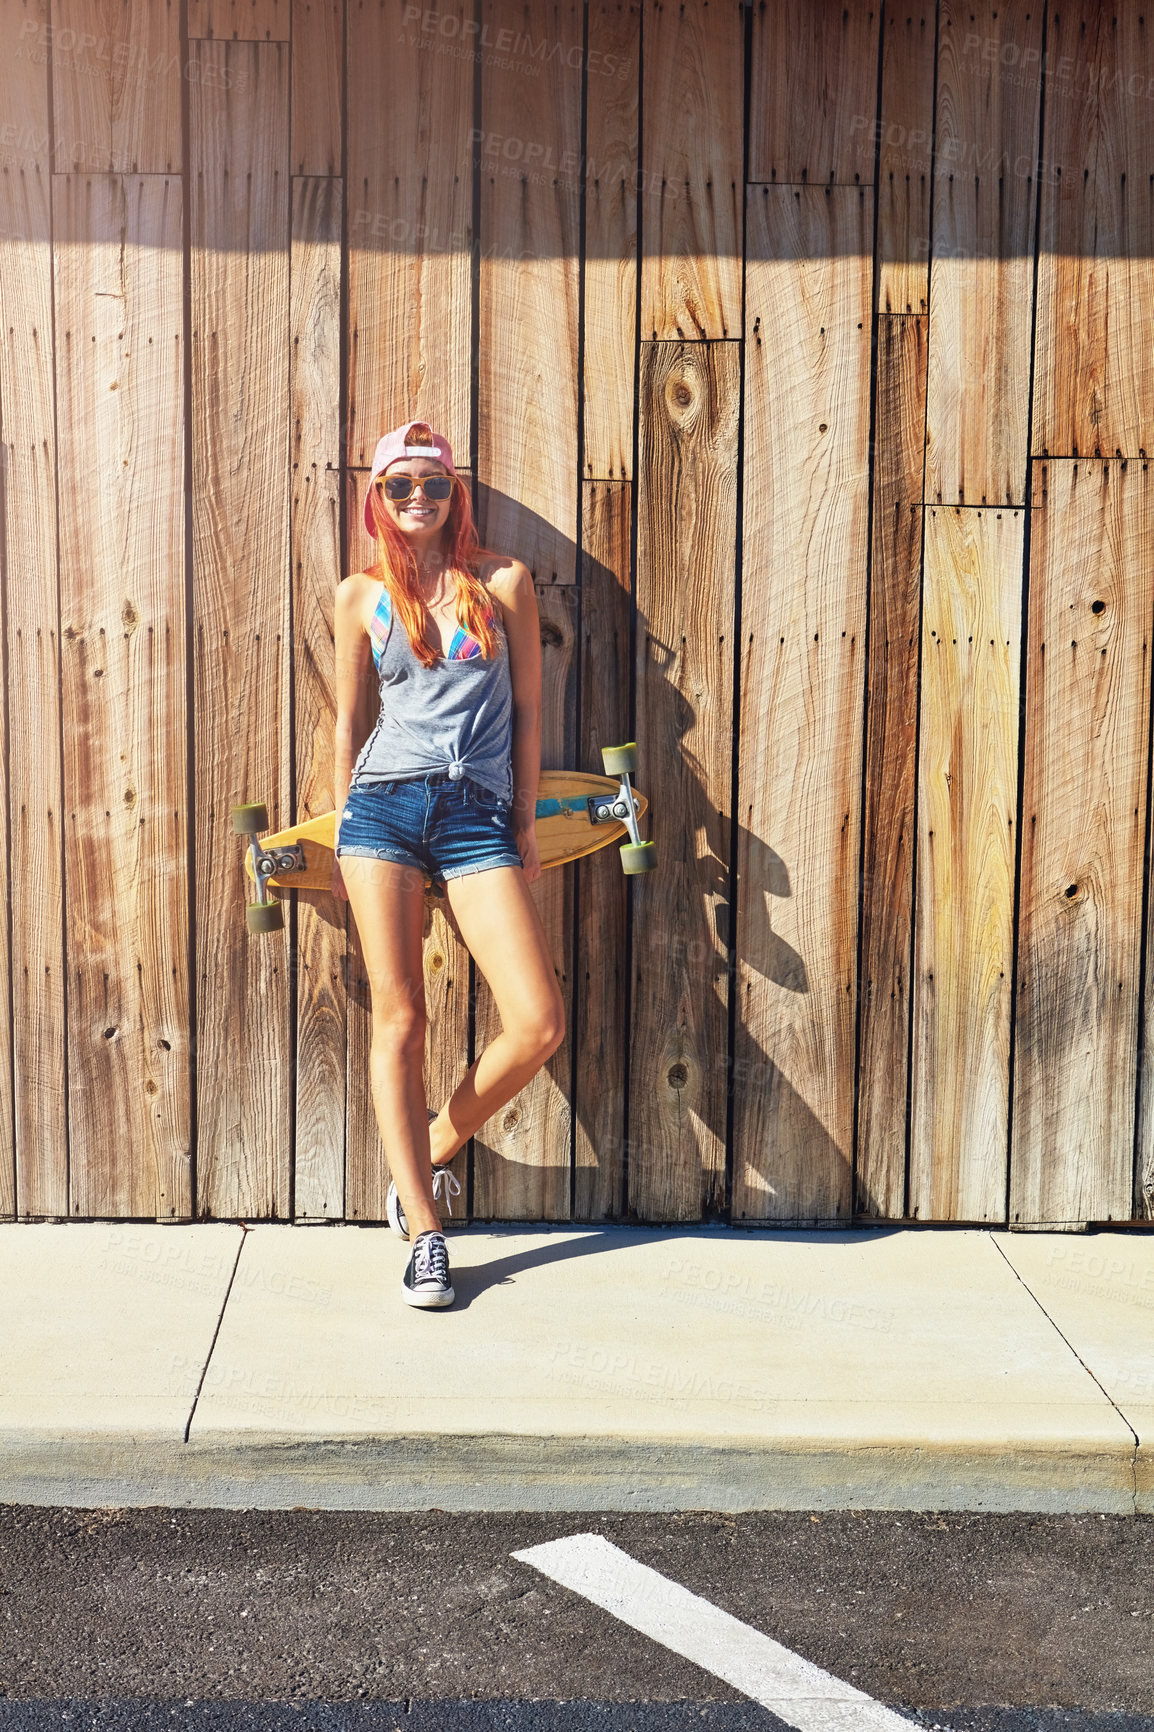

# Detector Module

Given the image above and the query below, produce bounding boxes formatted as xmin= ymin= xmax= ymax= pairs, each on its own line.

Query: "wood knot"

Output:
xmin=667 ymin=1062 xmax=689 ymax=1089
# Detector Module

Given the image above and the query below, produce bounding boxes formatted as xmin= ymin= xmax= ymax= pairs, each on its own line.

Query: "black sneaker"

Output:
xmin=402 ymin=1229 xmax=455 ymax=1309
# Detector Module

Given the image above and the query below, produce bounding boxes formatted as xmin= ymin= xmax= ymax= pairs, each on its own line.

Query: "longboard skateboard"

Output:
xmin=233 ymin=742 xmax=655 ymax=934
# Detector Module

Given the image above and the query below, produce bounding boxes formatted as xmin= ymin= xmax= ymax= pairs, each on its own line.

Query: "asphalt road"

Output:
xmin=0 ymin=1507 xmax=1151 ymax=1728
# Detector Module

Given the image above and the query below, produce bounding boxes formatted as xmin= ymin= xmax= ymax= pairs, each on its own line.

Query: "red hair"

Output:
xmin=365 ymin=451 xmax=504 ymax=670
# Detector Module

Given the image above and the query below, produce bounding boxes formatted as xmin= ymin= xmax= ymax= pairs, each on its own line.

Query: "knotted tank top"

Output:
xmin=350 ymin=579 xmax=515 ymax=804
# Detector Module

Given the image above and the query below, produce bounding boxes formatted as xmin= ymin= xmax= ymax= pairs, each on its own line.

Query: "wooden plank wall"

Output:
xmin=2 ymin=0 xmax=1154 ymax=1228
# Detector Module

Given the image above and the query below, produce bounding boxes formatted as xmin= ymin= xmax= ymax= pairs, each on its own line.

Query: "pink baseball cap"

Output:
xmin=363 ymin=419 xmax=457 ymax=535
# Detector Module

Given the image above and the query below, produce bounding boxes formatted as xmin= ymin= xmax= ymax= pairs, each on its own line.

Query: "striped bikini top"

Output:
xmin=368 ymin=582 xmax=489 ymax=670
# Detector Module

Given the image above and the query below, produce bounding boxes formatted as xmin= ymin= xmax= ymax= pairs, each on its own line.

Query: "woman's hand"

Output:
xmin=515 ymin=821 xmax=541 ymax=885
xmin=331 ymin=856 xmax=348 ymax=901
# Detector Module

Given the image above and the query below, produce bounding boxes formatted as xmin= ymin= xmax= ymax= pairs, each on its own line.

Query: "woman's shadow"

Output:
xmin=371 ymin=473 xmax=878 ymax=1238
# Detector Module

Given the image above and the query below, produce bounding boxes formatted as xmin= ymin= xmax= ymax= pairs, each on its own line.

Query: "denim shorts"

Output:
xmin=335 ymin=771 xmax=522 ymax=887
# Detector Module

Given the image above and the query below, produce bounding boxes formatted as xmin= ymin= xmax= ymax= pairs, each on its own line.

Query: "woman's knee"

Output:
xmin=370 ymin=1005 xmax=428 ymax=1059
xmin=513 ymin=999 xmax=565 ymax=1062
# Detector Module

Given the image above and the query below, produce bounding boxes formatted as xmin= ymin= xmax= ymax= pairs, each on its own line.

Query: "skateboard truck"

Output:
xmin=591 ymin=742 xmax=657 ymax=876
xmin=231 ymin=802 xmax=296 ymax=934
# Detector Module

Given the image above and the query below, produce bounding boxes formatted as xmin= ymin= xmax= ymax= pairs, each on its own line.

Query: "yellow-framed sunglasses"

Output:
xmin=376 ymin=473 xmax=455 ymax=503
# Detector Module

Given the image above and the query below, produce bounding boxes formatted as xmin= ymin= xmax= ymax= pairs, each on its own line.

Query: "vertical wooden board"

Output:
xmin=857 ymin=314 xmax=927 ymax=1220
xmin=478 ymin=0 xmax=581 ymax=582
xmin=876 ymin=5 xmax=935 ymax=315
xmin=749 ymin=0 xmax=881 ymax=185
xmin=51 ymin=0 xmax=181 ymax=173
xmin=925 ymin=0 xmax=1042 ymax=506
xmin=54 ymin=174 xmax=190 ymax=1220
xmin=340 ymin=476 xmax=474 ymax=1225
xmin=1014 ymin=460 xmax=1150 ymax=1227
xmin=1034 ymin=1 xmax=1154 ymax=460
xmin=292 ymin=0 xmax=343 ymax=176
xmin=733 ymin=186 xmax=872 ymax=1224
xmin=190 ymin=0 xmax=289 ymax=36
xmin=629 ymin=342 xmax=737 ymax=1223
xmin=638 ymin=0 xmax=742 ymax=341
xmin=291 ymin=175 xmax=345 ymax=1219
xmin=574 ymin=480 xmax=631 ymax=1219
xmin=347 ymin=0 xmax=473 ymax=468
xmin=583 ymin=0 xmax=638 ymax=480
xmin=190 ymin=40 xmax=292 ymax=1218
xmin=0 ymin=0 xmax=58 ymax=1217
xmin=473 ymin=583 xmax=575 ymax=1221
xmin=909 ymin=505 xmax=1023 ymax=1221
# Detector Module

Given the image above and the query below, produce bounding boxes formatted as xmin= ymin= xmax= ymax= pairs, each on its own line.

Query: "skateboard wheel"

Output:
xmin=245 ymin=900 xmax=284 ymax=934
xmin=601 ymin=742 xmax=637 ymax=777
xmin=620 ymin=840 xmax=657 ymax=875
xmin=232 ymin=802 xmax=269 ymax=835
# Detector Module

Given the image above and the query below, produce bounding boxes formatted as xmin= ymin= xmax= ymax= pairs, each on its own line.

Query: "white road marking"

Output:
xmin=512 ymin=1532 xmax=919 ymax=1732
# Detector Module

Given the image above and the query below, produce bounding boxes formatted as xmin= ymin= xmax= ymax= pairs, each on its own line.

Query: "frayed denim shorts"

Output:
xmin=335 ymin=770 xmax=522 ymax=888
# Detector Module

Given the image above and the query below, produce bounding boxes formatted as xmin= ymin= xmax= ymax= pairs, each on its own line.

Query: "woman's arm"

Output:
xmin=494 ymin=559 xmax=542 ymax=830
xmin=333 ymin=576 xmax=378 ymax=848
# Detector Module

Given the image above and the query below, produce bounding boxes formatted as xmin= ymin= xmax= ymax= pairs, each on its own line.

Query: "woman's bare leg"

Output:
xmin=431 ymin=864 xmax=565 ymax=1163
xmin=339 ymin=852 xmax=442 ymax=1239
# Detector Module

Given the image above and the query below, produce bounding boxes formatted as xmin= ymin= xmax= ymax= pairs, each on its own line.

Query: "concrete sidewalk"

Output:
xmin=1 ymin=1220 xmax=1151 ymax=1515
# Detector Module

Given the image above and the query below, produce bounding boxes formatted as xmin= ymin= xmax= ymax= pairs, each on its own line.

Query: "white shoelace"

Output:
xmin=413 ymin=1230 xmax=450 ymax=1283
xmin=431 ymin=1166 xmax=461 ymax=1216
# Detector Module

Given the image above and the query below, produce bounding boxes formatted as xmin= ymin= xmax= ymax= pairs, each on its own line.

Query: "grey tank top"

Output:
xmin=350 ymin=579 xmax=515 ymax=804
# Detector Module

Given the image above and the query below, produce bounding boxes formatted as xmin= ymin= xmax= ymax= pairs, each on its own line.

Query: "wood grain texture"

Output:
xmin=630 ymin=341 xmax=737 ymax=1222
xmin=639 ymin=0 xmax=742 ymax=340
xmin=925 ymin=0 xmax=1042 ymax=506
xmin=574 ymin=481 xmax=632 ymax=1219
xmin=290 ymin=176 xmax=345 ymax=1219
xmin=51 ymin=0 xmax=180 ymax=173
xmin=1033 ymin=1 xmax=1154 ymax=460
xmin=583 ymin=0 xmax=638 ymax=479
xmin=7 ymin=0 xmax=1154 ymax=1232
xmin=291 ymin=0 xmax=342 ymax=176
xmin=54 ymin=173 xmax=190 ymax=1220
xmin=1014 ymin=459 xmax=1150 ymax=1227
xmin=473 ymin=583 xmax=576 ymax=1221
xmin=910 ymin=505 xmax=1023 ymax=1221
xmin=189 ymin=0 xmax=288 ymax=36
xmin=733 ymin=186 xmax=872 ymax=1224
xmin=190 ymin=40 xmax=292 ymax=1219
xmin=347 ymin=0 xmax=473 ymax=471
xmin=0 ymin=0 xmax=60 ymax=1217
xmin=340 ymin=474 xmax=474 ymax=1226
xmin=477 ymin=0 xmax=582 ymax=582
xmin=856 ymin=314 xmax=927 ymax=1220
xmin=749 ymin=0 xmax=881 ymax=185
xmin=876 ymin=5 xmax=935 ymax=315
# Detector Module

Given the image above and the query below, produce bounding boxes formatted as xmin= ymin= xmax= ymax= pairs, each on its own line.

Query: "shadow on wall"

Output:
xmin=296 ymin=482 xmax=876 ymax=1229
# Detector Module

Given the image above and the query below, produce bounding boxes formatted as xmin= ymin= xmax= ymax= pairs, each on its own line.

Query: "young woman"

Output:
xmin=332 ymin=419 xmax=565 ymax=1311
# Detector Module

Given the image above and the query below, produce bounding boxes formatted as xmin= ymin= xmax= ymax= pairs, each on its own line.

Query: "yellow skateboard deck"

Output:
xmin=242 ymin=771 xmax=648 ymax=894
